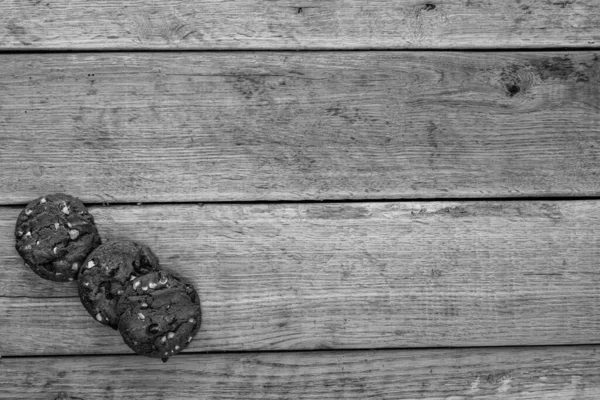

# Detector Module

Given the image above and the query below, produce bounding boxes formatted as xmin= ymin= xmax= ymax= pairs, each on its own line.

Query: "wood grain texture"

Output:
xmin=2 ymin=346 xmax=600 ymax=399
xmin=2 ymin=201 xmax=600 ymax=356
xmin=1 ymin=52 xmax=600 ymax=204
xmin=1 ymin=0 xmax=599 ymax=50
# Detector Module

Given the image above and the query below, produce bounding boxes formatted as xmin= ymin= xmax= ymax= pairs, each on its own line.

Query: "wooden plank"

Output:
xmin=1 ymin=1 xmax=599 ymax=50
xmin=2 ymin=346 xmax=600 ymax=399
xmin=1 ymin=52 xmax=600 ymax=204
xmin=2 ymin=201 xmax=600 ymax=356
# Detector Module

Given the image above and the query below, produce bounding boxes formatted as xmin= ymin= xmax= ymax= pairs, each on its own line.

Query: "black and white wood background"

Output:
xmin=1 ymin=1 xmax=600 ymax=398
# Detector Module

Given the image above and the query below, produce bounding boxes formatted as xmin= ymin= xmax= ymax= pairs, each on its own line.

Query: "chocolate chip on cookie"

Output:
xmin=78 ymin=240 xmax=161 ymax=329
xmin=15 ymin=193 xmax=101 ymax=282
xmin=117 ymin=271 xmax=201 ymax=362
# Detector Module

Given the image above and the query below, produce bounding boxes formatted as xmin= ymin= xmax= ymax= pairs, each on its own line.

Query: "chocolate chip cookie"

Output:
xmin=15 ymin=193 xmax=101 ymax=282
xmin=78 ymin=240 xmax=161 ymax=329
xmin=117 ymin=271 xmax=201 ymax=362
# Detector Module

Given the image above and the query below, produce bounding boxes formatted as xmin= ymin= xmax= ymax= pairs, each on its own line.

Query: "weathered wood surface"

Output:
xmin=2 ymin=201 xmax=600 ymax=356
xmin=1 ymin=52 xmax=600 ymax=204
xmin=1 ymin=0 xmax=599 ymax=50
xmin=2 ymin=346 xmax=600 ymax=399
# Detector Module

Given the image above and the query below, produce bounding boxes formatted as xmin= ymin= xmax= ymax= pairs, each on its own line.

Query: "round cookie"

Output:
xmin=78 ymin=240 xmax=161 ymax=329
xmin=14 ymin=193 xmax=101 ymax=282
xmin=117 ymin=271 xmax=201 ymax=362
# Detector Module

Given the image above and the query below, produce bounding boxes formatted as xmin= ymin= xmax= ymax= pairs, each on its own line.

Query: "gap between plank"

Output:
xmin=4 ymin=195 xmax=600 ymax=209
xmin=0 ymin=47 xmax=598 ymax=55
xmin=3 ymin=343 xmax=599 ymax=360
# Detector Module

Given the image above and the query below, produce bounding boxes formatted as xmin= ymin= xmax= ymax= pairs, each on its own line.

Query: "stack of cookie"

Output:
xmin=14 ymin=193 xmax=201 ymax=362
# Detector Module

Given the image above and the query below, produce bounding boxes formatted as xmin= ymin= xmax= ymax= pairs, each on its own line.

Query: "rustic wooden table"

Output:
xmin=2 ymin=1 xmax=600 ymax=398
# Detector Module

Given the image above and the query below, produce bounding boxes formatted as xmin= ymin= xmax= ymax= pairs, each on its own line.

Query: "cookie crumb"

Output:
xmin=161 ymin=336 xmax=167 ymax=343
xmin=87 ymin=260 xmax=95 ymax=269
xmin=167 ymin=332 xmax=175 ymax=339
xmin=148 ymin=282 xmax=157 ymax=289
xmin=96 ymin=313 xmax=103 ymax=322
xmin=141 ymin=285 xmax=148 ymax=291
xmin=61 ymin=205 xmax=70 ymax=215
xmin=133 ymin=280 xmax=141 ymax=290
xmin=54 ymin=222 xmax=60 ymax=230
xmin=40 ymin=198 xmax=46 ymax=204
